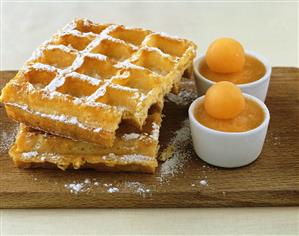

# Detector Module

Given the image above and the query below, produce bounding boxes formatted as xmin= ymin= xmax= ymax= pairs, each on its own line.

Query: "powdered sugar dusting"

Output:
xmin=66 ymin=71 xmax=102 ymax=86
xmin=0 ymin=123 xmax=19 ymax=153
xmin=87 ymin=80 xmax=110 ymax=101
xmin=156 ymin=32 xmax=183 ymax=41
xmin=166 ymin=85 xmax=197 ymax=106
xmin=124 ymin=181 xmax=151 ymax=197
xmin=63 ymin=178 xmax=151 ymax=197
xmin=86 ymin=52 xmax=108 ymax=61
xmin=200 ymin=179 xmax=208 ymax=186
xmin=159 ymin=119 xmax=192 ymax=178
xmin=65 ymin=182 xmax=86 ymax=194
xmin=150 ymin=122 xmax=160 ymax=141
xmin=4 ymin=102 xmax=109 ymax=134
xmin=11 ymin=19 xmax=195 ymax=140
xmin=107 ymin=187 xmax=119 ymax=193
xmin=110 ymin=83 xmax=139 ymax=92
xmin=31 ymin=63 xmax=57 ymax=72
xmin=53 ymin=119 xmax=194 ymax=196
xmin=64 ymin=178 xmax=95 ymax=194
xmin=47 ymin=44 xmax=75 ymax=53
xmin=143 ymin=46 xmax=174 ymax=60
xmin=114 ymin=60 xmax=144 ymax=70
xmin=120 ymin=154 xmax=154 ymax=163
xmin=22 ymin=151 xmax=38 ymax=159
xmin=122 ymin=133 xmax=140 ymax=141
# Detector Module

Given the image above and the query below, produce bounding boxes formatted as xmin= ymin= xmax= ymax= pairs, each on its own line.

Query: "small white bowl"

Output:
xmin=193 ymin=50 xmax=272 ymax=102
xmin=188 ymin=93 xmax=270 ymax=168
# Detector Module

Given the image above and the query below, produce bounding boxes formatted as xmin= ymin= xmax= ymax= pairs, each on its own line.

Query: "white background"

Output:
xmin=1 ymin=1 xmax=298 ymax=70
xmin=1 ymin=1 xmax=298 ymax=235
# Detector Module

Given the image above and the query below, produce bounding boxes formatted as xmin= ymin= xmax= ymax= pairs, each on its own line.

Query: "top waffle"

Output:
xmin=0 ymin=18 xmax=197 ymax=147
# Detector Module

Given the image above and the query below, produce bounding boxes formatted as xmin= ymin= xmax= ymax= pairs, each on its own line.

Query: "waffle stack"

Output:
xmin=1 ymin=19 xmax=197 ymax=173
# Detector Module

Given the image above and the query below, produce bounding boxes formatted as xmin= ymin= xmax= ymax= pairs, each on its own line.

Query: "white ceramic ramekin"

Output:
xmin=188 ymin=93 xmax=270 ymax=168
xmin=193 ymin=50 xmax=272 ymax=102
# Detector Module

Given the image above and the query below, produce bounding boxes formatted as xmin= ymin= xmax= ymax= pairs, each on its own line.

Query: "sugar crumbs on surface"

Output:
xmin=64 ymin=178 xmax=94 ymax=194
xmin=166 ymin=85 xmax=197 ymax=106
xmin=65 ymin=183 xmax=85 ymax=194
xmin=199 ymin=179 xmax=208 ymax=186
xmin=267 ymin=132 xmax=281 ymax=146
xmin=64 ymin=177 xmax=152 ymax=197
xmin=107 ymin=187 xmax=119 ymax=193
xmin=190 ymin=177 xmax=209 ymax=188
xmin=0 ymin=123 xmax=19 ymax=153
xmin=159 ymin=119 xmax=193 ymax=179
xmin=124 ymin=181 xmax=151 ymax=197
xmin=103 ymin=183 xmax=119 ymax=193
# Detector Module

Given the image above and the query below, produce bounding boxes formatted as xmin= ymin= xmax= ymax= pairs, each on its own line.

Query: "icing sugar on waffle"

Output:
xmin=5 ymin=102 xmax=105 ymax=133
xmin=25 ymin=24 xmax=144 ymax=104
xmin=23 ymin=18 xmax=191 ymax=105
xmin=2 ymin=18 xmax=196 ymax=146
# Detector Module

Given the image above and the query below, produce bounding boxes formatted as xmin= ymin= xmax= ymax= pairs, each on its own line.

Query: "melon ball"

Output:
xmin=206 ymin=38 xmax=245 ymax=73
xmin=204 ymin=81 xmax=245 ymax=119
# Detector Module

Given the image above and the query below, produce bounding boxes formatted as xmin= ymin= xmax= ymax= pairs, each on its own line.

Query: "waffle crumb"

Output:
xmin=158 ymin=144 xmax=175 ymax=162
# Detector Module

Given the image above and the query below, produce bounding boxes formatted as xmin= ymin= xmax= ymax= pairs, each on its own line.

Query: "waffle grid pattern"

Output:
xmin=1 ymin=18 xmax=196 ymax=146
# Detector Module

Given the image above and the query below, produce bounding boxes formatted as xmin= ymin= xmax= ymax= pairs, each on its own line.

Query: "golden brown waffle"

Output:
xmin=1 ymin=18 xmax=197 ymax=147
xmin=9 ymin=105 xmax=162 ymax=174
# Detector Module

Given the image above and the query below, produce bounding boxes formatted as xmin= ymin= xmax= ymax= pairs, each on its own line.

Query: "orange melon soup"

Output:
xmin=199 ymin=55 xmax=266 ymax=84
xmin=195 ymin=81 xmax=264 ymax=132
xmin=195 ymin=99 xmax=264 ymax=132
xmin=200 ymin=38 xmax=266 ymax=84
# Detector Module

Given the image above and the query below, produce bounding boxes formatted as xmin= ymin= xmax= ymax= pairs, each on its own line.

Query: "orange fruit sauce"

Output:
xmin=200 ymin=38 xmax=266 ymax=84
xmin=194 ymin=82 xmax=264 ymax=132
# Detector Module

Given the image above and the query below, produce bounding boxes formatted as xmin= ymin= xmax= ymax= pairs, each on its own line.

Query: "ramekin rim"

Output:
xmin=193 ymin=49 xmax=272 ymax=88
